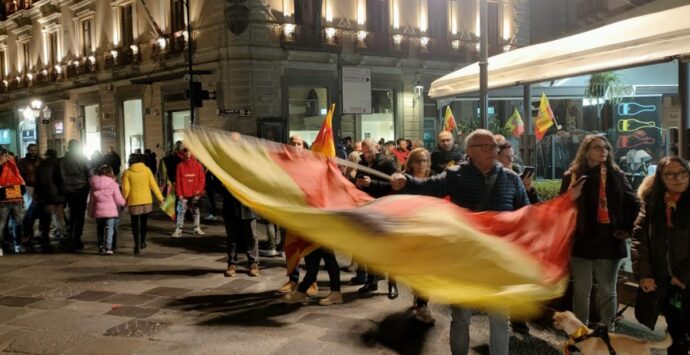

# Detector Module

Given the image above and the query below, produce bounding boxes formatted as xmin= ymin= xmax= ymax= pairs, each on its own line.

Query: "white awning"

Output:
xmin=429 ymin=4 xmax=690 ymax=99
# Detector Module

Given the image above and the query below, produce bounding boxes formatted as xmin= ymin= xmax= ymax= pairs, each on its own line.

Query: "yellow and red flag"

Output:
xmin=504 ymin=108 xmax=525 ymax=138
xmin=535 ymin=93 xmax=556 ymax=141
xmin=183 ymin=127 xmax=577 ymax=317
xmin=443 ymin=106 xmax=457 ymax=132
xmin=284 ymin=103 xmax=337 ymax=274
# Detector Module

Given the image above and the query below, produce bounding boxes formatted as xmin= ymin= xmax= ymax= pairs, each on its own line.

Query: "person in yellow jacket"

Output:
xmin=122 ymin=154 xmax=164 ymax=254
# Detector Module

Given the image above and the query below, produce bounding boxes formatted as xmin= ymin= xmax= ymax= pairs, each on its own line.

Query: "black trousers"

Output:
xmin=298 ymin=248 xmax=340 ymax=293
xmin=663 ymin=284 xmax=690 ymax=355
xmin=131 ymin=213 xmax=149 ymax=247
xmin=65 ymin=190 xmax=88 ymax=245
xmin=224 ymin=217 xmax=258 ymax=266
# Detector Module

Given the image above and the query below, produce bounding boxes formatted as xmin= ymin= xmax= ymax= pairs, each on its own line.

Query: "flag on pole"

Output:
xmin=160 ymin=183 xmax=176 ymax=220
xmin=310 ymin=103 xmax=336 ymax=156
xmin=285 ymin=103 xmax=337 ymax=274
xmin=443 ymin=106 xmax=457 ymax=132
xmin=183 ymin=127 xmax=578 ymax=318
xmin=504 ymin=108 xmax=525 ymax=138
xmin=535 ymin=93 xmax=557 ymax=141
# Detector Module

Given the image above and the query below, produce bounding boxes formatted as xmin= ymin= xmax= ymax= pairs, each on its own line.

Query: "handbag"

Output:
xmin=634 ymin=285 xmax=664 ymax=330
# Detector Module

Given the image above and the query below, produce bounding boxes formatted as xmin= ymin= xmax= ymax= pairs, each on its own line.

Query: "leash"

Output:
xmin=564 ymin=325 xmax=617 ymax=355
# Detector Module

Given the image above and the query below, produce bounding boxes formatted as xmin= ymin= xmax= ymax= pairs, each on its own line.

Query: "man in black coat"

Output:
xmin=34 ymin=149 xmax=65 ymax=252
xmin=353 ymin=138 xmax=399 ymax=298
xmin=430 ymin=131 xmax=464 ymax=175
xmin=60 ymin=140 xmax=91 ymax=250
xmin=103 ymin=146 xmax=121 ymax=176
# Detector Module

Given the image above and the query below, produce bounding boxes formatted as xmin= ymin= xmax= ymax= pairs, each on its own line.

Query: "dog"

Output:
xmin=553 ymin=311 xmax=672 ymax=355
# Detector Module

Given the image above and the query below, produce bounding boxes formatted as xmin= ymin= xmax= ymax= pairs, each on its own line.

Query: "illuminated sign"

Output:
xmin=53 ymin=121 xmax=64 ymax=135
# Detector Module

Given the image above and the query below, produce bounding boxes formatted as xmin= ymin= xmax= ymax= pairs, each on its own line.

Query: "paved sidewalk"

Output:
xmin=0 ymin=213 xmax=668 ymax=354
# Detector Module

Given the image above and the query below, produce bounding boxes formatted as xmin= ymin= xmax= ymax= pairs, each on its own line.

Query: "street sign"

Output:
xmin=342 ymin=67 xmax=372 ymax=114
xmin=218 ymin=109 xmax=252 ymax=117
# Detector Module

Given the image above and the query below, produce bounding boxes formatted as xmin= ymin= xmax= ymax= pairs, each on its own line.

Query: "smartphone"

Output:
xmin=521 ymin=166 xmax=535 ymax=178
xmin=574 ymin=175 xmax=588 ymax=186
xmin=355 ymin=172 xmax=365 ymax=179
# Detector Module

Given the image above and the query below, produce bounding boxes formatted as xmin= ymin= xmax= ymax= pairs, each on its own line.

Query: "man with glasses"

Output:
xmin=390 ymin=129 xmax=529 ymax=355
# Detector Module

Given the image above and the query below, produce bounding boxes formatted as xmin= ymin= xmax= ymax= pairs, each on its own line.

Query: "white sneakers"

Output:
xmin=415 ymin=306 xmax=435 ymax=324
xmin=172 ymin=227 xmax=205 ymax=237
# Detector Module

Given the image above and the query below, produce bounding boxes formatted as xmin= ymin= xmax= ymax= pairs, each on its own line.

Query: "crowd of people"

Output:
xmin=0 ymin=129 xmax=687 ymax=355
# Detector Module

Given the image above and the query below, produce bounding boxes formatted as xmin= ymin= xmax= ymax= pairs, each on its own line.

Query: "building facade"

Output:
xmin=0 ymin=0 xmax=529 ymax=159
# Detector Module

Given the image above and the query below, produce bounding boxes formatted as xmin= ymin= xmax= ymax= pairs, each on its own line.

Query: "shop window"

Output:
xmin=83 ymin=104 xmax=100 ymax=158
xmin=288 ymin=87 xmax=328 ymax=144
xmin=170 ymin=110 xmax=191 ymax=144
xmin=360 ymin=89 xmax=394 ymax=142
xmin=122 ymin=99 xmax=143 ymax=158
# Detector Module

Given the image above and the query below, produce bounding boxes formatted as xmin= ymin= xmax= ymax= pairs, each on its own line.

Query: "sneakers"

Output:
xmin=248 ymin=263 xmax=259 ymax=277
xmin=224 ymin=264 xmax=237 ymax=277
xmin=206 ymin=214 xmax=217 ymax=221
xmin=193 ymin=227 xmax=206 ymax=236
xmin=306 ymin=282 xmax=318 ymax=297
xmin=0 ymin=248 xmax=3 ymax=256
xmin=259 ymin=249 xmax=278 ymax=257
xmin=318 ymin=292 xmax=343 ymax=306
xmin=281 ymin=291 xmax=306 ymax=304
xmin=105 ymin=250 xmax=114 ymax=255
xmin=278 ymin=280 xmax=297 ymax=293
xmin=171 ymin=229 xmax=183 ymax=238
xmin=414 ymin=306 xmax=435 ymax=324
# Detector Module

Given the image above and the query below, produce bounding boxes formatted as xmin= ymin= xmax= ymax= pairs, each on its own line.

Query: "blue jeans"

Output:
xmin=176 ymin=197 xmax=200 ymax=229
xmin=570 ymin=257 xmax=622 ymax=327
xmin=96 ymin=218 xmax=117 ymax=250
xmin=450 ymin=307 xmax=509 ymax=355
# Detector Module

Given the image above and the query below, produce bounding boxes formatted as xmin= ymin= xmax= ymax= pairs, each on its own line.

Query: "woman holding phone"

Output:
xmin=559 ymin=135 xmax=639 ymax=329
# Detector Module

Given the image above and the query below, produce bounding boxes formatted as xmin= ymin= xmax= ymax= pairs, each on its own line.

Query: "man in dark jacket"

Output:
xmin=18 ymin=143 xmax=41 ymax=245
xmin=34 ymin=149 xmax=64 ymax=252
xmin=219 ymin=180 xmax=259 ymax=278
xmin=353 ymin=138 xmax=399 ymax=297
xmin=391 ymin=129 xmax=530 ymax=355
xmin=60 ymin=140 xmax=91 ymax=250
xmin=430 ymin=131 xmax=464 ymax=175
xmin=103 ymin=146 xmax=121 ymax=176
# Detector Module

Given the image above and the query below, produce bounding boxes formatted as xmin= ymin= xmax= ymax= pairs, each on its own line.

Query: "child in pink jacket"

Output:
xmin=88 ymin=165 xmax=126 ymax=254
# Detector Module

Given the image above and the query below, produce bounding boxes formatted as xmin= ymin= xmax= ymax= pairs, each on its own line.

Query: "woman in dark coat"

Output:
xmin=559 ymin=135 xmax=639 ymax=329
xmin=633 ymin=156 xmax=690 ymax=355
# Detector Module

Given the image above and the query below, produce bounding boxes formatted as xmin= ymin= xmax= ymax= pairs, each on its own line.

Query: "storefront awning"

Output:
xmin=429 ymin=4 xmax=690 ymax=99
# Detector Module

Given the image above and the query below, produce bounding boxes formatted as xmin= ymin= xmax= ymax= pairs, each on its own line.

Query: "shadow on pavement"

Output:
xmin=168 ymin=291 xmax=301 ymax=327
xmin=360 ymin=310 xmax=434 ymax=355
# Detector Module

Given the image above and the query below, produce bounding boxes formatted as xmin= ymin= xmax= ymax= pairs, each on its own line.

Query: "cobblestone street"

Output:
xmin=0 ymin=213 xmax=668 ymax=354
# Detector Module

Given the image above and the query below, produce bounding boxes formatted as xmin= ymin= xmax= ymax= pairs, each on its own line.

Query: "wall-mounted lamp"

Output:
xmin=325 ymin=27 xmax=337 ymax=41
xmin=413 ymin=82 xmax=424 ymax=108
xmin=357 ymin=30 xmax=368 ymax=42
xmin=420 ymin=36 xmax=429 ymax=48
xmin=451 ymin=40 xmax=460 ymax=50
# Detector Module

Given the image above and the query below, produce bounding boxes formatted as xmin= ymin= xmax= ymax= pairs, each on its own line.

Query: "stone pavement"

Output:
xmin=0 ymin=213 xmax=668 ymax=355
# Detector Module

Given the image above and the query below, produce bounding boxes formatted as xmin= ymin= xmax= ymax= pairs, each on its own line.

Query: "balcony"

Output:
xmin=280 ymin=24 xmax=341 ymax=52
xmin=66 ymin=56 xmax=97 ymax=78
xmin=419 ymin=37 xmax=478 ymax=62
xmin=356 ymin=32 xmax=409 ymax=57
xmin=2 ymin=0 xmax=33 ymax=20
xmin=105 ymin=45 xmax=142 ymax=70
xmin=150 ymin=32 xmax=193 ymax=61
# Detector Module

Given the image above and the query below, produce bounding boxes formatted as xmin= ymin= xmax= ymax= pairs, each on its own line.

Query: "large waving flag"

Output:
xmin=183 ymin=128 xmax=577 ymax=317
xmin=443 ymin=106 xmax=458 ymax=132
xmin=504 ymin=108 xmax=525 ymax=138
xmin=535 ymin=93 xmax=557 ymax=141
xmin=284 ymin=104 xmax=337 ymax=274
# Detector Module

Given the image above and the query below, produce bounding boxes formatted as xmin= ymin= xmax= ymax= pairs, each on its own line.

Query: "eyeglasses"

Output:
xmin=663 ymin=170 xmax=689 ymax=180
xmin=589 ymin=145 xmax=609 ymax=152
xmin=468 ymin=144 xmax=498 ymax=152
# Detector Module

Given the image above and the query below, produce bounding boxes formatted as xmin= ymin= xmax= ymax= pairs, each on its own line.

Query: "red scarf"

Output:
xmin=597 ymin=164 xmax=610 ymax=224
xmin=665 ymin=192 xmax=680 ymax=228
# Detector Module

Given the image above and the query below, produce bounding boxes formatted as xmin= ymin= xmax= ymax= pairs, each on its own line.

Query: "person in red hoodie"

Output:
xmin=172 ymin=147 xmax=205 ymax=237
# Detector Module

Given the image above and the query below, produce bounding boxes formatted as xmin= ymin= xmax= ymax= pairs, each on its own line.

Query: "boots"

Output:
xmin=133 ymin=234 xmax=140 ymax=255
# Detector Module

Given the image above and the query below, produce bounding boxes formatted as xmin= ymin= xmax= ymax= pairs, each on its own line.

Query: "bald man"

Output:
xmin=430 ymin=131 xmax=464 ymax=175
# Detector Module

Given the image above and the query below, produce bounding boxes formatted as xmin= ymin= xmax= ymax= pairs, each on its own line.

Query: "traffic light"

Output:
xmin=186 ymin=81 xmax=210 ymax=108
